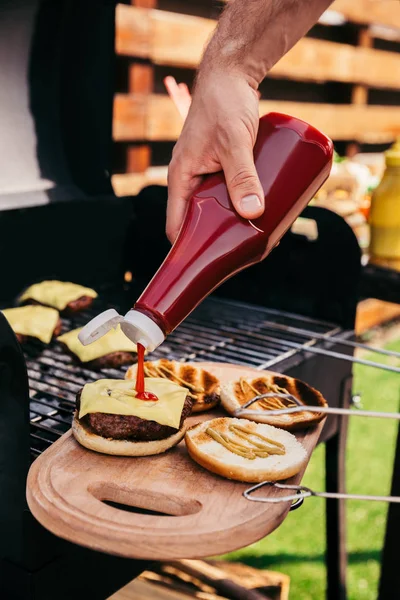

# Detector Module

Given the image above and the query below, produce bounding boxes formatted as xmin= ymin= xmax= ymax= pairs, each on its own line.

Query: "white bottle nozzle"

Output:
xmin=78 ymin=308 xmax=165 ymax=353
xmin=121 ymin=310 xmax=165 ymax=352
xmin=78 ymin=309 xmax=123 ymax=345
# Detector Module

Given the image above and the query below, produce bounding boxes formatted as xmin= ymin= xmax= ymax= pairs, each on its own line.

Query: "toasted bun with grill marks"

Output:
xmin=185 ymin=417 xmax=307 ymax=483
xmin=126 ymin=359 xmax=220 ymax=413
xmin=72 ymin=412 xmax=186 ymax=456
xmin=220 ymin=373 xmax=327 ymax=430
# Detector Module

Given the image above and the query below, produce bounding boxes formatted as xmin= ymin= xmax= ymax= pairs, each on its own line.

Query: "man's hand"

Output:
xmin=167 ymin=72 xmax=264 ymax=243
xmin=166 ymin=0 xmax=334 ymax=242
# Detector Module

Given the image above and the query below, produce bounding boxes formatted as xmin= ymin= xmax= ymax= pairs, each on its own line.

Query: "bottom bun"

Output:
xmin=191 ymin=397 xmax=220 ymax=413
xmin=72 ymin=414 xmax=187 ymax=456
xmin=185 ymin=417 xmax=307 ymax=483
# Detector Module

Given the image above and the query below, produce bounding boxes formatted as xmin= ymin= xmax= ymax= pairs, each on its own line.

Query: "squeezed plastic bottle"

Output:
xmin=79 ymin=113 xmax=333 ymax=352
xmin=369 ymin=139 xmax=400 ymax=271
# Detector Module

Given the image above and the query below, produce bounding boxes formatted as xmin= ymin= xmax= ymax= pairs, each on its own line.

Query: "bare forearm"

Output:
xmin=199 ymin=0 xmax=334 ymax=87
xmin=166 ymin=0 xmax=334 ymax=241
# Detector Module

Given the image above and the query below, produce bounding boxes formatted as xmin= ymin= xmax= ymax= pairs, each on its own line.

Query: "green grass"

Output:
xmin=223 ymin=338 xmax=400 ymax=599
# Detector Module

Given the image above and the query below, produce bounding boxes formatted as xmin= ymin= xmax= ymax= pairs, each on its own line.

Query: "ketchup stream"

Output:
xmin=135 ymin=343 xmax=158 ymax=400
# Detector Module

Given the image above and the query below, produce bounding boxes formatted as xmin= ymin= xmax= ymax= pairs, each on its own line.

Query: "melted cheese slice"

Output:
xmin=2 ymin=306 xmax=59 ymax=344
xmin=79 ymin=378 xmax=188 ymax=428
xmin=58 ymin=325 xmax=137 ymax=362
xmin=19 ymin=281 xmax=97 ymax=310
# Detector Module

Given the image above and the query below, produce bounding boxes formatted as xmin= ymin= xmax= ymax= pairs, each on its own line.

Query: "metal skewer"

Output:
xmin=262 ymin=321 xmax=400 ymax=359
xmin=235 ymin=393 xmax=400 ymax=421
xmin=235 ymin=393 xmax=400 ymax=505
xmin=244 ymin=482 xmax=400 ymax=505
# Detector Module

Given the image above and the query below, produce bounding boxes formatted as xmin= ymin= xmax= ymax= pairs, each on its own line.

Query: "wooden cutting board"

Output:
xmin=26 ymin=363 xmax=323 ymax=560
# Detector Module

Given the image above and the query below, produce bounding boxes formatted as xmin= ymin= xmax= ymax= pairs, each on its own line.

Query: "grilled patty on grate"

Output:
xmin=60 ymin=346 xmax=136 ymax=370
xmin=16 ymin=317 xmax=63 ymax=345
xmin=26 ymin=295 xmax=94 ymax=314
xmin=76 ymin=390 xmax=193 ymax=441
xmin=85 ymin=351 xmax=136 ymax=370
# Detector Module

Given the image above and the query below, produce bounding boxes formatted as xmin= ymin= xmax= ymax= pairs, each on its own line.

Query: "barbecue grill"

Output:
xmin=0 ymin=2 xmax=399 ymax=600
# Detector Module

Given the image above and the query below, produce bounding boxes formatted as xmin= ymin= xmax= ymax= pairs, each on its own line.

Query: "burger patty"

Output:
xmin=63 ymin=295 xmax=94 ymax=314
xmin=26 ymin=295 xmax=94 ymax=314
xmin=76 ymin=392 xmax=193 ymax=441
xmin=61 ymin=347 xmax=135 ymax=370
xmin=15 ymin=318 xmax=62 ymax=345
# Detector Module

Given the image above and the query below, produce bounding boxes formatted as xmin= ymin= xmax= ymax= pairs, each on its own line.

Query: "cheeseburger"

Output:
xmin=73 ymin=377 xmax=193 ymax=456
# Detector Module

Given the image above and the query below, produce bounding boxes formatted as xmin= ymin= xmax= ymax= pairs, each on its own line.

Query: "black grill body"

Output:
xmin=0 ymin=1 xmax=364 ymax=599
xmin=0 ymin=194 xmax=361 ymax=600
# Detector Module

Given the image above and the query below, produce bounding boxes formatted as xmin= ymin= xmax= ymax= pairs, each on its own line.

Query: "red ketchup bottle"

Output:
xmin=79 ymin=113 xmax=333 ymax=357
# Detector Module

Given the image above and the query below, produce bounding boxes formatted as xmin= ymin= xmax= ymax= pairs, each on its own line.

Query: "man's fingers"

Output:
xmin=167 ymin=159 xmax=201 ymax=243
xmin=220 ymin=147 xmax=264 ymax=220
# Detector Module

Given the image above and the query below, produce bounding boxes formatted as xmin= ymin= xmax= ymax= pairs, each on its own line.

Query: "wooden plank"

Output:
xmin=110 ymin=578 xmax=192 ymax=600
xmin=115 ymin=2 xmax=400 ymax=61
xmin=116 ymin=6 xmax=214 ymax=66
xmin=167 ymin=560 xmax=269 ymax=600
xmin=110 ymin=561 xmax=290 ymax=600
xmin=151 ymin=10 xmax=214 ymax=67
xmin=112 ymin=166 xmax=168 ymax=196
xmin=127 ymin=62 xmax=154 ymax=173
xmin=113 ymin=93 xmax=149 ymax=141
xmin=128 ymin=63 xmax=154 ymax=95
xmin=222 ymin=0 xmax=400 ymax=29
xmin=331 ymin=0 xmax=400 ymax=30
xmin=352 ymin=28 xmax=372 ymax=106
xmin=115 ymin=6 xmax=400 ymax=90
xmin=356 ymin=299 xmax=400 ymax=335
xmin=131 ymin=0 xmax=156 ymax=7
xmin=113 ymin=93 xmax=400 ymax=142
xmin=274 ymin=39 xmax=400 ymax=90
xmin=115 ymin=4 xmax=150 ymax=57
xmin=126 ymin=145 xmax=151 ymax=173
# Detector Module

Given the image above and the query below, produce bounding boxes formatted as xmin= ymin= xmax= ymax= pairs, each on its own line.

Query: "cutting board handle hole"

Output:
xmin=103 ymin=500 xmax=173 ymax=517
xmin=89 ymin=482 xmax=202 ymax=517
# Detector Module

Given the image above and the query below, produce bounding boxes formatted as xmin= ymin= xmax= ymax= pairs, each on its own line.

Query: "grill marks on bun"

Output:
xmin=221 ymin=374 xmax=327 ymax=430
xmin=126 ymin=359 xmax=220 ymax=413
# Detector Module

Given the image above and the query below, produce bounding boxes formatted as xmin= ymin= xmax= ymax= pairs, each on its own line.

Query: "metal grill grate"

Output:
xmin=25 ymin=296 xmax=341 ymax=459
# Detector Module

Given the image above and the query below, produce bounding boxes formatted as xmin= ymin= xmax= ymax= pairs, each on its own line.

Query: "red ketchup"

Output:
xmin=135 ymin=343 xmax=158 ymax=401
xmin=78 ymin=113 xmax=333 ymax=355
xmin=132 ymin=113 xmax=333 ymax=340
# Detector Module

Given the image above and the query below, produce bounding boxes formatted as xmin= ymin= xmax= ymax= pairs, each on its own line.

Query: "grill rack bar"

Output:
xmin=254 ymin=335 xmax=400 ymax=373
xmin=211 ymin=323 xmax=400 ymax=373
xmin=260 ymin=321 xmax=400 ymax=359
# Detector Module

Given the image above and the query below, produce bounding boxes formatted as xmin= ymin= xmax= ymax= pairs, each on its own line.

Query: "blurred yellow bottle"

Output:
xmin=369 ymin=139 xmax=400 ymax=271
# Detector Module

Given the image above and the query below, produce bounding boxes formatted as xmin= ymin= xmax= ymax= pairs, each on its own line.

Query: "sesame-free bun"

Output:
xmin=72 ymin=413 xmax=186 ymax=456
xmin=220 ymin=373 xmax=327 ymax=430
xmin=185 ymin=417 xmax=307 ymax=483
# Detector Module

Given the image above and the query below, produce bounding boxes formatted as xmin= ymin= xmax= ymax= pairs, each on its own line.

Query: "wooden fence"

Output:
xmin=112 ymin=0 xmax=400 ymax=196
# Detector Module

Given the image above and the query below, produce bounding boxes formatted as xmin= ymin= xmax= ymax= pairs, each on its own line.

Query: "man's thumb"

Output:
xmin=221 ymin=149 xmax=264 ymax=219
